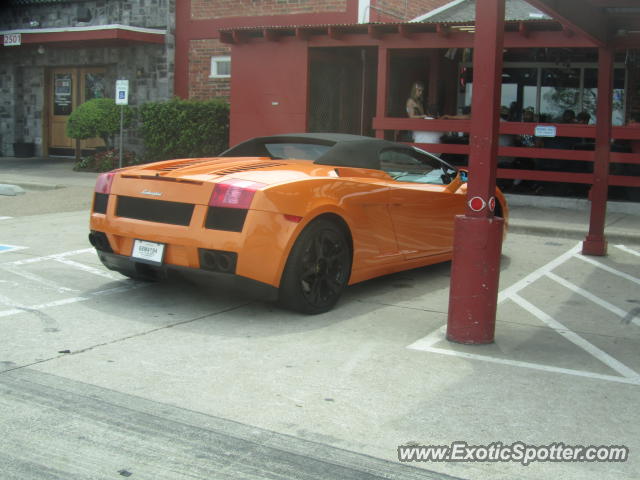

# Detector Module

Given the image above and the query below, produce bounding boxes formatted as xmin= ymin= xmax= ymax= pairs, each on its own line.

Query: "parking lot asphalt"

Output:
xmin=1 ymin=156 xmax=639 ymax=480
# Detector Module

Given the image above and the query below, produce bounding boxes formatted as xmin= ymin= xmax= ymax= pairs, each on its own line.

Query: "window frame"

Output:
xmin=460 ymin=61 xmax=628 ymax=125
xmin=210 ymin=56 xmax=231 ymax=79
xmin=380 ymin=147 xmax=457 ymax=185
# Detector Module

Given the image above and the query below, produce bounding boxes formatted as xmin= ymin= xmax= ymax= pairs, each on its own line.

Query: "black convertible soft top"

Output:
xmin=220 ymin=133 xmax=411 ymax=170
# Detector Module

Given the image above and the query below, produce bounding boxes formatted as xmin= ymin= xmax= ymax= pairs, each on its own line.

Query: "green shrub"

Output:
xmin=66 ymin=98 xmax=133 ymax=148
xmin=138 ymin=98 xmax=229 ymax=162
xmin=73 ymin=148 xmax=139 ymax=172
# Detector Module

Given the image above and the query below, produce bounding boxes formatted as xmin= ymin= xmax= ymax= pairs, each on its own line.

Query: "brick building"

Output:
xmin=175 ymin=0 xmax=451 ymax=102
xmin=0 ymin=0 xmax=174 ymax=157
xmin=1 ymin=0 xmax=453 ymax=157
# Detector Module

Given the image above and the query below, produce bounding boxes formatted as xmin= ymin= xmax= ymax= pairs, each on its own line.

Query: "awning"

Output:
xmin=525 ymin=0 xmax=640 ymax=48
xmin=1 ymin=24 xmax=166 ymax=48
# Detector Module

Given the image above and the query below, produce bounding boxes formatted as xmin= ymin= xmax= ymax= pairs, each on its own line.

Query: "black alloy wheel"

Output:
xmin=279 ymin=219 xmax=351 ymax=314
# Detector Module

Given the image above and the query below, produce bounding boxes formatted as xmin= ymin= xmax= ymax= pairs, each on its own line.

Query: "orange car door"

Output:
xmin=382 ymin=148 xmax=466 ymax=260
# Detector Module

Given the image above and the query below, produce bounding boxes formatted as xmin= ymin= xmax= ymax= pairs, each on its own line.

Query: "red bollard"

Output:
xmin=447 ymin=215 xmax=504 ymax=344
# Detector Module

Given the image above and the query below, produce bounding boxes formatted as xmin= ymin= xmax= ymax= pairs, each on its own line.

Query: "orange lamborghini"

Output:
xmin=89 ymin=133 xmax=508 ymax=313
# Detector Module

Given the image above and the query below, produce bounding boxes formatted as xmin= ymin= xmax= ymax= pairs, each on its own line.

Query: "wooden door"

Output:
xmin=49 ymin=68 xmax=76 ymax=150
xmin=48 ymin=67 xmax=107 ymax=154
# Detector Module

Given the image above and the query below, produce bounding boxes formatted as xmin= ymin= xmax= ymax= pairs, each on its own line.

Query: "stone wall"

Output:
xmin=1 ymin=0 xmax=171 ymax=30
xmin=0 ymin=0 xmax=175 ymax=156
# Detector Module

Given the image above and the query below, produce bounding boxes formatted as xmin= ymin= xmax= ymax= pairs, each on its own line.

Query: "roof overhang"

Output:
xmin=220 ymin=11 xmax=639 ymax=50
xmin=0 ymin=24 xmax=166 ymax=48
xmin=524 ymin=0 xmax=640 ymax=48
xmin=218 ymin=20 xmax=603 ymax=49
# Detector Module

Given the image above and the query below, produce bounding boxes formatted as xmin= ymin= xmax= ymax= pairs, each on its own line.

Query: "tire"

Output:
xmin=278 ymin=219 xmax=352 ymax=314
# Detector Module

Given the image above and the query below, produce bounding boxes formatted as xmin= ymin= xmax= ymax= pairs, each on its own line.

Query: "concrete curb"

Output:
xmin=0 ymin=184 xmax=26 ymax=196
xmin=0 ymin=181 xmax=67 ymax=191
xmin=507 ymin=220 xmax=640 ymax=243
xmin=505 ymin=193 xmax=639 ymax=215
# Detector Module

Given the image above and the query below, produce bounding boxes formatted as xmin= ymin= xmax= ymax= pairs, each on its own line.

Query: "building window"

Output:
xmin=210 ymin=56 xmax=231 ymax=78
xmin=461 ymin=64 xmax=627 ymax=125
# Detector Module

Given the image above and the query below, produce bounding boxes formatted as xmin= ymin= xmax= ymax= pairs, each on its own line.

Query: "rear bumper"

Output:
xmin=90 ymin=204 xmax=299 ymax=287
xmin=95 ymin=249 xmax=279 ymax=302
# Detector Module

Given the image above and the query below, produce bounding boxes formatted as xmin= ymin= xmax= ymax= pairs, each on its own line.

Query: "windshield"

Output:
xmin=265 ymin=143 xmax=332 ymax=161
xmin=380 ymin=147 xmax=457 ymax=185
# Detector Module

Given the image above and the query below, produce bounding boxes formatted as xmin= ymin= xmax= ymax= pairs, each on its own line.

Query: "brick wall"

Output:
xmin=369 ymin=0 xmax=451 ymax=22
xmin=191 ymin=0 xmax=347 ymax=20
xmin=188 ymin=39 xmax=231 ymax=100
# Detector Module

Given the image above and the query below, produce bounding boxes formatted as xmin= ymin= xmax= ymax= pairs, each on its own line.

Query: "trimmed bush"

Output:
xmin=74 ymin=149 xmax=139 ymax=172
xmin=66 ymin=98 xmax=133 ymax=148
xmin=138 ymin=98 xmax=229 ymax=162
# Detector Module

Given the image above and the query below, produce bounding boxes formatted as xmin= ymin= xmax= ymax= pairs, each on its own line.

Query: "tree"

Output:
xmin=66 ymin=98 xmax=132 ymax=148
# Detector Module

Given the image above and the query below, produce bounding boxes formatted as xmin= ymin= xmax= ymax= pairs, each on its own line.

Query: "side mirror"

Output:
xmin=459 ymin=170 xmax=469 ymax=182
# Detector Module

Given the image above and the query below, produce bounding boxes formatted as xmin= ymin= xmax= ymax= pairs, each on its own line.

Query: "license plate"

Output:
xmin=131 ymin=239 xmax=165 ymax=265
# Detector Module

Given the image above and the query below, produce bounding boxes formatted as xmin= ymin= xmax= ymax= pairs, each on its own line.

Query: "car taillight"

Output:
xmin=284 ymin=214 xmax=303 ymax=223
xmin=209 ymin=179 xmax=266 ymax=209
xmin=95 ymin=172 xmax=115 ymax=194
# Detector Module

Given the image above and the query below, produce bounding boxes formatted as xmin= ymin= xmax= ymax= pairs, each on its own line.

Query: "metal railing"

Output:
xmin=373 ymin=117 xmax=640 ymax=190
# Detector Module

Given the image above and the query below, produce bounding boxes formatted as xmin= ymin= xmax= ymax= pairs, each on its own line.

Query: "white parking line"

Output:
xmin=0 ymin=282 xmax=150 ymax=318
xmin=546 ymin=271 xmax=640 ymax=327
xmin=615 ymin=244 xmax=640 ymax=257
xmin=406 ymin=325 xmax=446 ymax=350
xmin=408 ymin=242 xmax=640 ymax=386
xmin=497 ymin=242 xmax=582 ymax=304
xmin=1 ymin=248 xmax=95 ymax=266
xmin=53 ymin=257 xmax=121 ymax=280
xmin=414 ymin=345 xmax=640 ymax=386
xmin=510 ymin=293 xmax=639 ymax=380
xmin=574 ymin=254 xmax=640 ymax=286
xmin=0 ymin=264 xmax=78 ymax=293
xmin=0 ymin=216 xmax=13 ymax=220
xmin=0 ymin=247 xmax=146 ymax=318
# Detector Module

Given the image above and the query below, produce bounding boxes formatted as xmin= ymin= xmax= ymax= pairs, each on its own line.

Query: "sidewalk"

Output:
xmin=1 ymin=155 xmax=639 ymax=242
xmin=505 ymin=194 xmax=640 ymax=244
xmin=0 ymin=156 xmax=98 ymax=189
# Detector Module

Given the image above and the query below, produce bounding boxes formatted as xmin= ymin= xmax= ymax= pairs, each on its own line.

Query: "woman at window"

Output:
xmin=406 ymin=81 xmax=442 ymax=146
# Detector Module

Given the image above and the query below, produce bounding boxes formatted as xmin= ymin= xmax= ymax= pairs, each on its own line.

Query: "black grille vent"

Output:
xmin=116 ymin=196 xmax=194 ymax=226
xmin=210 ymin=162 xmax=285 ymax=175
xmin=205 ymin=207 xmax=247 ymax=232
xmin=93 ymin=193 xmax=109 ymax=214
xmin=158 ymin=159 xmax=210 ymax=172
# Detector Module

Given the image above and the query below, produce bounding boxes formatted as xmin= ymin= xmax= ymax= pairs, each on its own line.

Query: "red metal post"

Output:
xmin=174 ymin=0 xmax=191 ymax=99
xmin=428 ymin=49 xmax=440 ymax=110
xmin=447 ymin=0 xmax=505 ymax=344
xmin=375 ymin=47 xmax=389 ymax=139
xmin=582 ymin=47 xmax=613 ymax=256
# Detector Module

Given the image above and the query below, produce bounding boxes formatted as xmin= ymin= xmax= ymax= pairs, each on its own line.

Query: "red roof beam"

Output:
xmin=367 ymin=25 xmax=384 ymax=40
xmin=437 ymin=24 xmax=451 ymax=37
xmin=524 ymin=0 xmax=609 ymax=46
xmin=263 ymin=29 xmax=281 ymax=42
